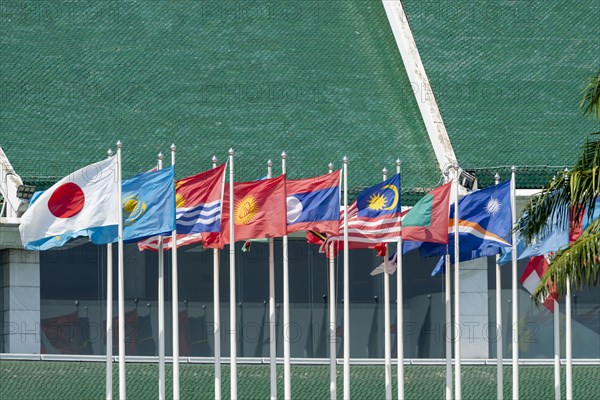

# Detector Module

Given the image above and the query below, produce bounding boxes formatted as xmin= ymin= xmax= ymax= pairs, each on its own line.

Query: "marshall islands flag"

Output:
xmin=424 ymin=180 xmax=513 ymax=274
xmin=286 ymin=170 xmax=341 ymax=236
xmin=138 ymin=164 xmax=226 ymax=251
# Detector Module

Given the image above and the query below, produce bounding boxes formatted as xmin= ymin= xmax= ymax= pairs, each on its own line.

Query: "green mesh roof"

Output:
xmin=0 ymin=1 xmax=440 ymax=198
xmin=402 ymin=1 xmax=600 ymax=188
xmin=1 ymin=361 xmax=599 ymax=400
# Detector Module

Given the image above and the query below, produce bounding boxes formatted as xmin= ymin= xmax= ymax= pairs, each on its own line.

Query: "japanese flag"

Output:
xmin=19 ymin=157 xmax=119 ymax=250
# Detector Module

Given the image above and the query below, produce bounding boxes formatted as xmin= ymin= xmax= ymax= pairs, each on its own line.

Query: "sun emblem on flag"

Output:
xmin=367 ymin=185 xmax=399 ymax=211
xmin=122 ymin=194 xmax=147 ymax=226
xmin=485 ymin=197 xmax=501 ymax=216
xmin=176 ymin=193 xmax=186 ymax=208
xmin=235 ymin=195 xmax=259 ymax=225
xmin=368 ymin=193 xmax=388 ymax=210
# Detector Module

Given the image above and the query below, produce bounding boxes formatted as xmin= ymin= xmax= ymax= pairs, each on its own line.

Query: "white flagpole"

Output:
xmin=554 ymin=299 xmax=560 ymax=400
xmin=116 ymin=140 xmax=126 ymax=400
xmin=229 ymin=148 xmax=238 ymax=400
xmin=328 ymin=162 xmax=337 ymax=400
xmin=494 ymin=173 xmax=503 ymax=400
xmin=511 ymin=166 xmax=519 ymax=400
xmin=566 ymin=277 xmax=572 ymax=400
xmin=443 ymin=173 xmax=452 ymax=400
xmin=343 ymin=156 xmax=350 ymax=400
xmin=106 ymin=149 xmax=114 ymax=400
xmin=453 ymin=168 xmax=461 ymax=400
xmin=170 ymin=144 xmax=180 ymax=400
xmin=396 ymin=159 xmax=404 ymax=400
xmin=267 ymin=159 xmax=277 ymax=400
xmin=445 ymin=252 xmax=452 ymax=400
xmin=281 ymin=151 xmax=292 ymax=400
xmin=382 ymin=167 xmax=392 ymax=400
xmin=212 ymin=155 xmax=222 ymax=400
xmin=157 ymin=152 xmax=166 ymax=400
xmin=564 ymin=167 xmax=572 ymax=400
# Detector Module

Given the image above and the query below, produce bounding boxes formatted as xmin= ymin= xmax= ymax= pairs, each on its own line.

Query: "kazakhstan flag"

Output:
xmin=94 ymin=166 xmax=176 ymax=244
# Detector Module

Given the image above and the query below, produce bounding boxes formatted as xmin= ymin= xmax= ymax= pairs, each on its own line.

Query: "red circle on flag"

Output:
xmin=47 ymin=182 xmax=85 ymax=218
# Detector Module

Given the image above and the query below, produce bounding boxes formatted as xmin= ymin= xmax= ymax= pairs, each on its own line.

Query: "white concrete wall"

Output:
xmin=459 ymin=258 xmax=489 ymax=358
xmin=1 ymin=249 xmax=40 ymax=353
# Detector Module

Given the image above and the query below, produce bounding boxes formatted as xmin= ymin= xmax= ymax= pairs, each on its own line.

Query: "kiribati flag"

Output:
xmin=286 ymin=170 xmax=341 ymax=235
xmin=138 ymin=164 xmax=226 ymax=251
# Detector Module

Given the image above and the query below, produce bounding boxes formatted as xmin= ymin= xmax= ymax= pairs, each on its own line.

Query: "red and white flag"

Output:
xmin=519 ymin=254 xmax=558 ymax=312
xmin=19 ymin=157 xmax=119 ymax=250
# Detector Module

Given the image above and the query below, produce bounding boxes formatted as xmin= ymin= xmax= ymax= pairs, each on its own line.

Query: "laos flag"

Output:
xmin=286 ymin=170 xmax=341 ymax=235
xmin=19 ymin=157 xmax=120 ymax=250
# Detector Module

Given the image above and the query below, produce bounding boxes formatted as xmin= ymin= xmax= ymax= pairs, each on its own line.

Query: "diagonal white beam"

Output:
xmin=381 ymin=0 xmax=458 ymax=174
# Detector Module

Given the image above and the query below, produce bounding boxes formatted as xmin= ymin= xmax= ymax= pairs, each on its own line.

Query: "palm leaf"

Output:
xmin=518 ymin=136 xmax=600 ymax=243
xmin=580 ymin=69 xmax=600 ymax=119
xmin=532 ymin=218 xmax=600 ymax=303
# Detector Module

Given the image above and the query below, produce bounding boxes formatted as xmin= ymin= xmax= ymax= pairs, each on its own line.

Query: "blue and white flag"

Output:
xmin=138 ymin=164 xmax=226 ymax=251
xmin=424 ymin=181 xmax=513 ymax=274
xmin=95 ymin=166 xmax=177 ymax=244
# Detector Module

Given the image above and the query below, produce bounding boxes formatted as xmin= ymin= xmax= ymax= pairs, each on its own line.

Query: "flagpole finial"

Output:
xmin=229 ymin=148 xmax=234 ymax=156
xmin=396 ymin=159 xmax=401 ymax=166
xmin=564 ymin=167 xmax=569 ymax=181
xmin=171 ymin=143 xmax=176 ymax=152
xmin=116 ymin=140 xmax=122 ymax=149
xmin=382 ymin=167 xmax=388 ymax=176
xmin=267 ymin=159 xmax=273 ymax=167
xmin=281 ymin=151 xmax=287 ymax=159
xmin=494 ymin=172 xmax=500 ymax=183
xmin=212 ymin=155 xmax=218 ymax=164
xmin=158 ymin=152 xmax=163 ymax=160
xmin=328 ymin=162 xmax=334 ymax=171
xmin=511 ymin=165 xmax=516 ymax=172
xmin=343 ymin=156 xmax=348 ymax=164
xmin=107 ymin=149 xmax=113 ymax=157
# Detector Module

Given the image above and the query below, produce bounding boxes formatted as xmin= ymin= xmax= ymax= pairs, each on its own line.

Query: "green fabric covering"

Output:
xmin=0 ymin=361 xmax=598 ymax=399
xmin=402 ymin=0 xmax=600 ymax=188
xmin=0 ymin=1 xmax=439 ymax=200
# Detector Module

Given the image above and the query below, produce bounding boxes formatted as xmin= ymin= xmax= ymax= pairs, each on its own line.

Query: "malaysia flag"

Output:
xmin=286 ymin=170 xmax=341 ymax=236
xmin=19 ymin=157 xmax=120 ymax=250
xmin=324 ymin=174 xmax=402 ymax=248
xmin=138 ymin=164 xmax=226 ymax=251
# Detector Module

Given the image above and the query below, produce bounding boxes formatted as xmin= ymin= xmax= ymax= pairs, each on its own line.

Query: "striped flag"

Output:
xmin=138 ymin=164 xmax=226 ymax=251
xmin=326 ymin=174 xmax=401 ymax=248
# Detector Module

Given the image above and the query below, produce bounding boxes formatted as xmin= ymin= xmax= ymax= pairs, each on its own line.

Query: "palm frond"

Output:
xmin=532 ymin=218 xmax=600 ymax=303
xmin=518 ymin=136 xmax=600 ymax=242
xmin=580 ymin=69 xmax=600 ymax=120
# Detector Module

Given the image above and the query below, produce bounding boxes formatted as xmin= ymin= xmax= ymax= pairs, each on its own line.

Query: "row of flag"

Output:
xmin=20 ymin=155 xmax=452 ymax=252
xmin=18 ymin=147 xmax=597 ymax=400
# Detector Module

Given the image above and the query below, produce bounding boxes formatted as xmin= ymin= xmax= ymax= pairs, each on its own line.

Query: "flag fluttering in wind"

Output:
xmin=499 ymin=204 xmax=570 ymax=264
xmin=402 ymin=182 xmax=452 ymax=243
xmin=92 ymin=166 xmax=177 ymax=244
xmin=204 ymin=175 xmax=287 ymax=248
xmin=425 ymin=180 xmax=513 ymax=275
xmin=286 ymin=170 xmax=341 ymax=235
xmin=325 ymin=174 xmax=401 ymax=248
xmin=19 ymin=157 xmax=119 ymax=250
xmin=139 ymin=164 xmax=226 ymax=251
xmin=520 ymin=254 xmax=558 ymax=312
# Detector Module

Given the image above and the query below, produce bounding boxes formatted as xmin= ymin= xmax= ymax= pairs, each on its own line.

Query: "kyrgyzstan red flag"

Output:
xmin=203 ymin=175 xmax=287 ymax=248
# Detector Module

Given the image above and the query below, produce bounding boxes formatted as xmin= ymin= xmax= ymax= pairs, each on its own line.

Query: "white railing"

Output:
xmin=1 ymin=353 xmax=598 ymax=366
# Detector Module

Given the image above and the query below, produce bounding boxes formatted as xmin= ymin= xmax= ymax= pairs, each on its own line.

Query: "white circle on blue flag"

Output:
xmin=286 ymin=196 xmax=303 ymax=223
